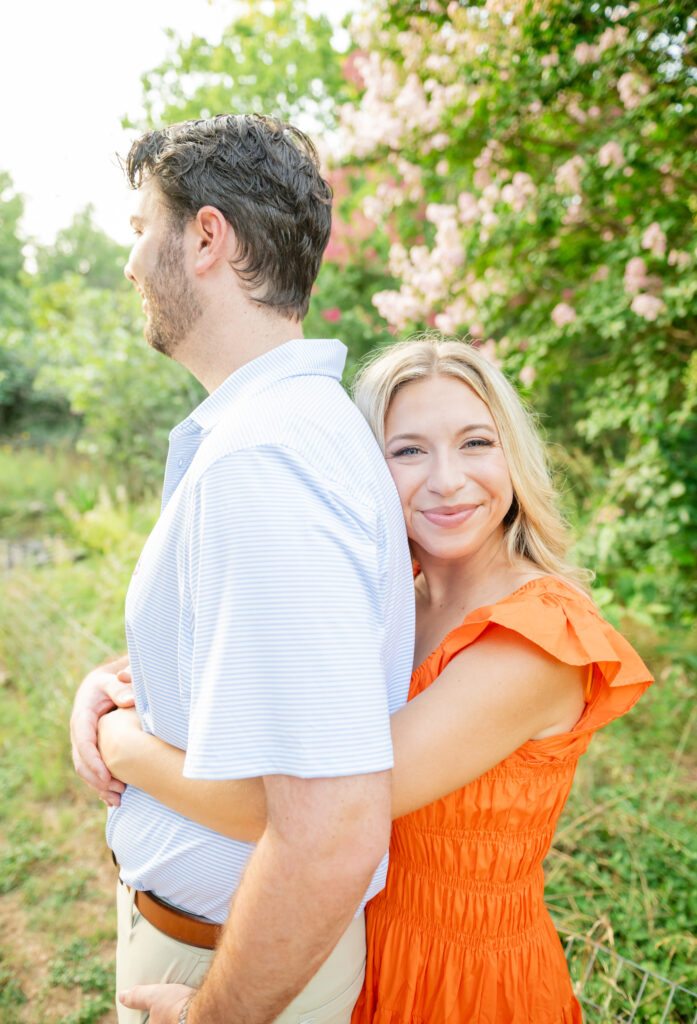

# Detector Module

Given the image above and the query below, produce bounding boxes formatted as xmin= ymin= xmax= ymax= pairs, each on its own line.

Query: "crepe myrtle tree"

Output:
xmin=333 ymin=0 xmax=697 ymax=627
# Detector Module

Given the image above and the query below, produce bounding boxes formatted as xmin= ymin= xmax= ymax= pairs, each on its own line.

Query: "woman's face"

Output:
xmin=384 ymin=374 xmax=514 ymax=564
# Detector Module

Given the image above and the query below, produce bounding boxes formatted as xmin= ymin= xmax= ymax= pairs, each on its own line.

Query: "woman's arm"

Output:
xmin=97 ymin=708 xmax=266 ymax=842
xmin=99 ymin=626 xmax=585 ymax=837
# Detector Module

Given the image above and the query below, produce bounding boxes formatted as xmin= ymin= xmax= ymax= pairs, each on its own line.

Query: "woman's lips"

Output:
xmin=421 ymin=505 xmax=478 ymax=527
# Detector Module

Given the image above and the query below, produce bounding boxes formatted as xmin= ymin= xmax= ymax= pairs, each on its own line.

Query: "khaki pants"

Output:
xmin=116 ymin=881 xmax=366 ymax=1024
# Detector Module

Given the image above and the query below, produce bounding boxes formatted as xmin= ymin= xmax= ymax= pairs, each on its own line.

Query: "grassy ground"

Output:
xmin=0 ymin=445 xmax=695 ymax=1023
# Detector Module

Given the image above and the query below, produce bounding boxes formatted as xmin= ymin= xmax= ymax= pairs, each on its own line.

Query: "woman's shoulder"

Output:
xmin=429 ymin=574 xmax=653 ymax=734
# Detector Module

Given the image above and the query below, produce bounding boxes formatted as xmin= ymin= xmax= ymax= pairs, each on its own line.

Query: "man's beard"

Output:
xmin=143 ymin=230 xmax=202 ymax=358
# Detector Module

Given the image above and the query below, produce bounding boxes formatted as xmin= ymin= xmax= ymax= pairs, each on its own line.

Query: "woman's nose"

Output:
xmin=427 ymin=456 xmax=464 ymax=495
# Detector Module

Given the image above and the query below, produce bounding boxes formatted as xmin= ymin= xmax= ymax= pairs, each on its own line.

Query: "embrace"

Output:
xmin=70 ymin=114 xmax=652 ymax=1024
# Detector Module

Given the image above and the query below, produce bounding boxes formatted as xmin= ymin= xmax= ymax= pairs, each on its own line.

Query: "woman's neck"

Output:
xmin=414 ymin=538 xmax=539 ymax=618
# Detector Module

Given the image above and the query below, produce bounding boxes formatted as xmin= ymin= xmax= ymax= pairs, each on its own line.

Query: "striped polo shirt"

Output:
xmin=107 ymin=338 xmax=415 ymax=923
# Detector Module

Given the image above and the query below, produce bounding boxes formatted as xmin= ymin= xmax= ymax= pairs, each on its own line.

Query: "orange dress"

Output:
xmin=352 ymin=576 xmax=653 ymax=1024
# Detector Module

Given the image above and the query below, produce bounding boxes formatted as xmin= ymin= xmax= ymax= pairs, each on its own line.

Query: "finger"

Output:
xmin=118 ymin=985 xmax=155 ymax=1010
xmin=116 ymin=667 xmax=133 ymax=684
xmin=119 ymin=983 xmax=195 ymax=1010
xmin=108 ymin=681 xmax=136 ymax=708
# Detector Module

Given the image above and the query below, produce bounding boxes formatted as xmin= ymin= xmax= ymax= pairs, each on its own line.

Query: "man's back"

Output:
xmin=109 ymin=338 xmax=414 ymax=922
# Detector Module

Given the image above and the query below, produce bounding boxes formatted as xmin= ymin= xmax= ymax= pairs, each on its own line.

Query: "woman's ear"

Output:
xmin=193 ymin=205 xmax=232 ymax=274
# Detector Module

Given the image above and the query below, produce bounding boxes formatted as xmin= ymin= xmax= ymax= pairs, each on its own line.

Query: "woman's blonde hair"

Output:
xmin=353 ymin=335 xmax=591 ymax=592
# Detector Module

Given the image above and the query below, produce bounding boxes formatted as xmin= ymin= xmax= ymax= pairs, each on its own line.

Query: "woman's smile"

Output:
xmin=421 ymin=504 xmax=479 ymax=527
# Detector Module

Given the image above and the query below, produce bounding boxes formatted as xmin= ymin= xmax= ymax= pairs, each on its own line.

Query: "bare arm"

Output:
xmin=98 ymin=707 xmax=266 ymax=841
xmin=99 ymin=627 xmax=585 ymax=833
xmin=121 ymin=770 xmax=391 ymax=1024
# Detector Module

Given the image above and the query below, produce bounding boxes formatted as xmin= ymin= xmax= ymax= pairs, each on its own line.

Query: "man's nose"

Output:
xmin=124 ymin=260 xmax=135 ymax=284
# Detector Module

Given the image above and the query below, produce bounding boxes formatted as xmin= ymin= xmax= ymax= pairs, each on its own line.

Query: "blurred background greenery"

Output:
xmin=0 ymin=1 xmax=695 ymax=1021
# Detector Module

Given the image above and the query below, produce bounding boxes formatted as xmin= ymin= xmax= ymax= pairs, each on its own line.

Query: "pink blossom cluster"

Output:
xmin=551 ymin=302 xmax=577 ymax=328
xmin=500 ymin=172 xmax=537 ymax=212
xmin=555 ymin=155 xmax=586 ymax=195
xmin=574 ymin=23 xmax=628 ymax=63
xmin=597 ymin=141 xmax=625 ymax=168
xmin=426 ymin=203 xmax=466 ymax=274
xmin=641 ymin=222 xmax=667 ymax=258
xmin=668 ymin=249 xmax=691 ymax=269
xmin=631 ymin=294 xmax=665 ymax=321
xmin=617 ymin=72 xmax=650 ymax=110
xmin=623 ymin=257 xmax=651 ymax=295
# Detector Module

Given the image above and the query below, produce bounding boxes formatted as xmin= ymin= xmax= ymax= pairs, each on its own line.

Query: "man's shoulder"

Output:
xmin=194 ymin=375 xmax=392 ymax=510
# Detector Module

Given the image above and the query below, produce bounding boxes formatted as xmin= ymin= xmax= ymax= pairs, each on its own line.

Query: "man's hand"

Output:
xmin=70 ymin=655 xmax=134 ymax=805
xmin=119 ymin=983 xmax=194 ymax=1023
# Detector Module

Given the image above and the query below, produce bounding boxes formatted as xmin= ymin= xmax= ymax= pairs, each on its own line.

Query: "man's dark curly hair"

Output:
xmin=125 ymin=114 xmax=333 ymax=320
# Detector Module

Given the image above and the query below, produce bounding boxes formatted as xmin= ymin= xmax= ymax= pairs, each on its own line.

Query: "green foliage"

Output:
xmin=127 ymin=0 xmax=348 ymax=131
xmin=0 ymin=823 xmax=54 ymax=895
xmin=335 ymin=0 xmax=697 ymax=627
xmin=0 ymin=956 xmax=26 ymax=1020
xmin=35 ymin=205 xmax=130 ymax=290
xmin=28 ymin=276 xmax=203 ymax=485
xmin=0 ymin=171 xmax=37 ymax=427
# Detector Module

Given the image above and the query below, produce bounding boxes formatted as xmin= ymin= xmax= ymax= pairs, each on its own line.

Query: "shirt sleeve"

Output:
xmin=183 ymin=445 xmax=393 ymax=780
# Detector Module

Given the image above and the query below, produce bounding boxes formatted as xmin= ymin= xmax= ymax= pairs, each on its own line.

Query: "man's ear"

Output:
xmin=192 ymin=205 xmax=232 ymax=274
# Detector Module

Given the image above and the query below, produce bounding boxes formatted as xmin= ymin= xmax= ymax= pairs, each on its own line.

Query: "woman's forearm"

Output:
xmin=100 ymin=718 xmax=266 ymax=842
xmin=102 ymin=627 xmax=586 ymax=839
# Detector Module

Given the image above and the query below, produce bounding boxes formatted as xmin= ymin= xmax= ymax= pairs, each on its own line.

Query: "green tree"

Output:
xmin=29 ymin=276 xmax=203 ymax=486
xmin=335 ymin=0 xmax=697 ymax=626
xmin=35 ymin=205 xmax=130 ymax=290
xmin=0 ymin=172 xmax=62 ymax=430
xmin=126 ymin=0 xmax=347 ymax=131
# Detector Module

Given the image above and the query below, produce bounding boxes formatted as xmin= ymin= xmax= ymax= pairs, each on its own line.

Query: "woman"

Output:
xmin=100 ymin=337 xmax=652 ymax=1023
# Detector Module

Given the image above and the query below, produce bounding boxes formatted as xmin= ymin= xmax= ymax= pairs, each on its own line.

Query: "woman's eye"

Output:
xmin=393 ymin=446 xmax=422 ymax=457
xmin=463 ymin=438 xmax=493 ymax=450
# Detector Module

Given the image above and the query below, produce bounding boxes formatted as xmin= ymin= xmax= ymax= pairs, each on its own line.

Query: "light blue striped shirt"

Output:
xmin=107 ymin=338 xmax=415 ymax=923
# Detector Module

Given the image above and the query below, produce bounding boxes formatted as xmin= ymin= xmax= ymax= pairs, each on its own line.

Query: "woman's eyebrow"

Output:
xmin=387 ymin=433 xmax=425 ymax=443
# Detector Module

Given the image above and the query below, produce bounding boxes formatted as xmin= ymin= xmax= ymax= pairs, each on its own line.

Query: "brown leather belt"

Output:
xmin=114 ymin=854 xmax=222 ymax=950
xmin=133 ymin=887 xmax=223 ymax=950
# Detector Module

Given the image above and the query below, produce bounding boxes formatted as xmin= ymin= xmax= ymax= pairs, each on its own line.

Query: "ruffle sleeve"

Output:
xmin=425 ymin=577 xmax=653 ymax=736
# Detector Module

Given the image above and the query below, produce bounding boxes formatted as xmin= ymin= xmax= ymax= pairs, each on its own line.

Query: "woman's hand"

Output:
xmin=98 ymin=706 xmax=146 ymax=785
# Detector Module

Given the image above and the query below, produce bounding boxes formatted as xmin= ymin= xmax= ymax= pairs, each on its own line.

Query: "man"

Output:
xmin=70 ymin=114 xmax=414 ymax=1024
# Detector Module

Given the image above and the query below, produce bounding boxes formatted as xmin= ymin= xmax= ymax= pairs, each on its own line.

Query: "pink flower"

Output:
xmin=519 ymin=365 xmax=536 ymax=385
xmin=617 ymin=72 xmax=649 ymax=110
xmin=631 ymin=293 xmax=666 ymax=321
xmin=540 ymin=51 xmax=559 ymax=68
xmin=551 ymin=302 xmax=577 ymax=327
xmin=623 ymin=257 xmax=650 ymax=295
xmin=668 ymin=249 xmax=691 ymax=269
xmin=574 ymin=42 xmax=600 ymax=64
xmin=597 ymin=141 xmax=625 ymax=168
xmin=555 ymin=155 xmax=585 ymax=195
xmin=598 ymin=25 xmax=629 ymax=51
xmin=458 ymin=192 xmax=480 ymax=225
xmin=321 ymin=307 xmax=342 ymax=323
xmin=641 ymin=221 xmax=667 ymax=258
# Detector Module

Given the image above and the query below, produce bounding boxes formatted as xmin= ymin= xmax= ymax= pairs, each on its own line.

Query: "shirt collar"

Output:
xmin=175 ymin=338 xmax=347 ymax=437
